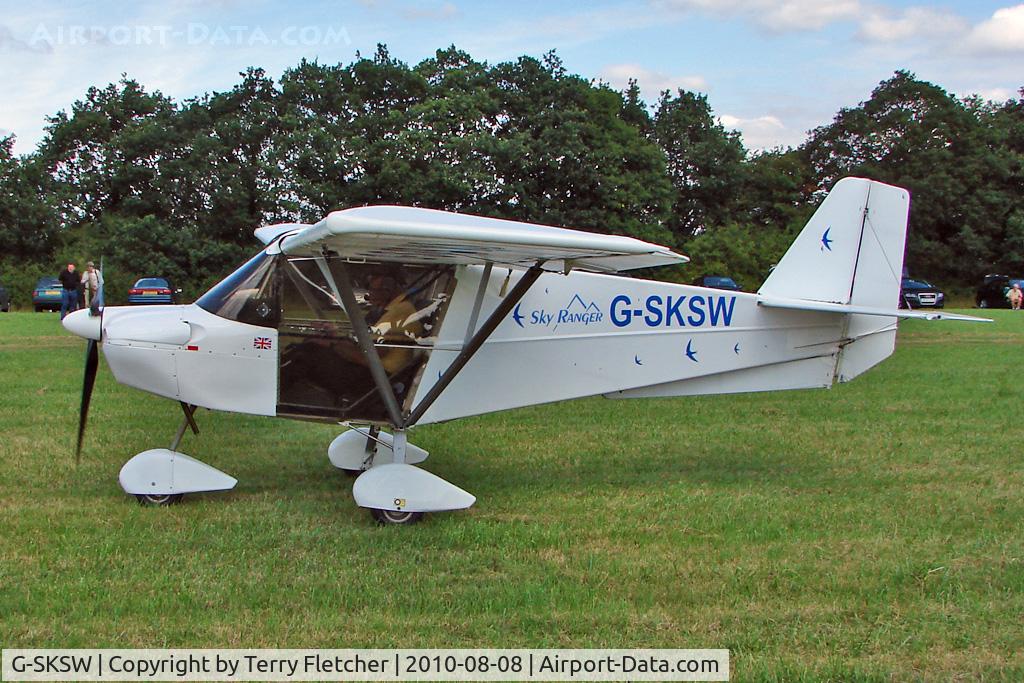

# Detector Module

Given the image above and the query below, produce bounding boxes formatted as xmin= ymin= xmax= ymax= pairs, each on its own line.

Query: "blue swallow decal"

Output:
xmin=733 ymin=342 xmax=740 ymax=355
xmin=634 ymin=355 xmax=643 ymax=365
xmin=821 ymin=227 xmax=833 ymax=252
xmin=512 ymin=303 xmax=525 ymax=328
xmin=685 ymin=339 xmax=698 ymax=362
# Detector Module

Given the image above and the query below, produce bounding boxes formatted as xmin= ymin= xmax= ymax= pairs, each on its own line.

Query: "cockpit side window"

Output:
xmin=195 ymin=250 xmax=280 ymax=327
xmin=277 ymin=258 xmax=454 ymax=423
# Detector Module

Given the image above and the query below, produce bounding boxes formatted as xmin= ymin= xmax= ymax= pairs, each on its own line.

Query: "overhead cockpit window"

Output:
xmin=195 ymin=250 xmax=280 ymax=327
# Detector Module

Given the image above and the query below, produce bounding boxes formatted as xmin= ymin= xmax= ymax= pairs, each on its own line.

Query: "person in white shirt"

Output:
xmin=83 ymin=261 xmax=104 ymax=310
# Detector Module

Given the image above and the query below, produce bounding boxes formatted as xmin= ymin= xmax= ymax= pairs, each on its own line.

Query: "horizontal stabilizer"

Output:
xmin=758 ymin=295 xmax=992 ymax=322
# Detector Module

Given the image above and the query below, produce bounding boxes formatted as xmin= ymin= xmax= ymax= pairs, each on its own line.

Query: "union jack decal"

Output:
xmin=253 ymin=337 xmax=272 ymax=350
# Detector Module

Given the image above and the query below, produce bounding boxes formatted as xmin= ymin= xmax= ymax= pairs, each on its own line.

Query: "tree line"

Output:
xmin=1 ymin=45 xmax=1022 ymax=304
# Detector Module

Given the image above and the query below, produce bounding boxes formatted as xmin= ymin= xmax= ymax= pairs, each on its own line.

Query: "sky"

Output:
xmin=1 ymin=0 xmax=1022 ymax=155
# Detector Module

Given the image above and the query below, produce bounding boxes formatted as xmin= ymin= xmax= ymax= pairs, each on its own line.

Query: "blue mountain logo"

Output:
xmin=512 ymin=293 xmax=604 ymax=331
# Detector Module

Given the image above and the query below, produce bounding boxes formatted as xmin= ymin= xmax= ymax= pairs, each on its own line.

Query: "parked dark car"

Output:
xmin=899 ymin=277 xmax=944 ymax=309
xmin=127 ymin=277 xmax=180 ymax=305
xmin=0 ymin=282 xmax=9 ymax=312
xmin=975 ymin=274 xmax=1024 ymax=309
xmin=693 ymin=275 xmax=742 ymax=291
xmin=32 ymin=277 xmax=63 ymax=312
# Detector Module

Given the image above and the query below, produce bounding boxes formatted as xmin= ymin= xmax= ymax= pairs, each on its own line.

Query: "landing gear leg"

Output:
xmin=342 ymin=426 xmax=380 ymax=477
xmin=365 ymin=430 xmax=424 ymax=525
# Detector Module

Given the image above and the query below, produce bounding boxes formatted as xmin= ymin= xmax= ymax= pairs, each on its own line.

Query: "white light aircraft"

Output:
xmin=63 ymin=178 xmax=987 ymax=524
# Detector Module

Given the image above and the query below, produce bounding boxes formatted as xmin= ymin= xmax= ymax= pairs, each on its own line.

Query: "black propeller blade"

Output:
xmin=75 ymin=339 xmax=99 ymax=464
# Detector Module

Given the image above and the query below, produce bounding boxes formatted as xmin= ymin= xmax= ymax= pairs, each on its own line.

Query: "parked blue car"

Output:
xmin=127 ymin=277 xmax=180 ymax=305
xmin=32 ymin=277 xmax=63 ymax=312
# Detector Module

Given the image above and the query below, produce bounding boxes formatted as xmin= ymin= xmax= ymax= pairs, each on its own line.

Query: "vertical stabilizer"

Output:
xmin=758 ymin=177 xmax=911 ymax=382
xmin=758 ymin=177 xmax=910 ymax=308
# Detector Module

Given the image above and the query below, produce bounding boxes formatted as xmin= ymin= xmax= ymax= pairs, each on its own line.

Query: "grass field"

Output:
xmin=2 ymin=309 xmax=1023 ymax=680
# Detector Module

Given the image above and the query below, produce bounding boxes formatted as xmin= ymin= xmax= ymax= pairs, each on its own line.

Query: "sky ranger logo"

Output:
xmin=610 ymin=294 xmax=736 ymax=328
xmin=513 ymin=294 xmax=604 ymax=331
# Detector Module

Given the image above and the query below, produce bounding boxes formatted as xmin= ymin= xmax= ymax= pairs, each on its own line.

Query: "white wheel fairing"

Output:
xmin=119 ymin=449 xmax=237 ymax=496
xmin=328 ymin=429 xmax=429 ymax=471
xmin=352 ymin=463 xmax=474 ymax=513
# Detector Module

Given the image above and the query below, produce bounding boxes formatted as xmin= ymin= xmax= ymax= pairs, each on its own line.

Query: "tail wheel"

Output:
xmin=370 ymin=508 xmax=424 ymax=525
xmin=135 ymin=493 xmax=183 ymax=507
xmin=978 ymin=299 xmax=989 ymax=309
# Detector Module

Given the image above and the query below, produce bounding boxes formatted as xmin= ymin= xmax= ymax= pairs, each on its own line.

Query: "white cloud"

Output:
xmin=656 ymin=0 xmax=862 ymax=32
xmin=600 ymin=63 xmax=707 ymax=96
xmin=977 ymin=87 xmax=1014 ymax=101
xmin=719 ymin=113 xmax=801 ymax=150
xmin=956 ymin=86 xmax=1015 ymax=102
xmin=965 ymin=4 xmax=1024 ymax=54
xmin=857 ymin=6 xmax=967 ymax=43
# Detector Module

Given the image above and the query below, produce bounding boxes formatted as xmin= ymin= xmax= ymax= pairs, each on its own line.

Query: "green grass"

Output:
xmin=2 ymin=309 xmax=1023 ymax=680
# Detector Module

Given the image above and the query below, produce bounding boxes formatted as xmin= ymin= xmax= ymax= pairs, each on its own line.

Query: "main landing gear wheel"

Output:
xmin=135 ymin=493 xmax=183 ymax=507
xmin=370 ymin=508 xmax=424 ymax=525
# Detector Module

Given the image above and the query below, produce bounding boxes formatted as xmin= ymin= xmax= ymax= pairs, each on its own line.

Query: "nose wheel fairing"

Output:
xmin=119 ymin=449 xmax=237 ymax=499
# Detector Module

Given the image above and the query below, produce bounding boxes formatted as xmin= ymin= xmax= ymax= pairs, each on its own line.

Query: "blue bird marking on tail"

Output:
xmin=821 ymin=227 xmax=833 ymax=251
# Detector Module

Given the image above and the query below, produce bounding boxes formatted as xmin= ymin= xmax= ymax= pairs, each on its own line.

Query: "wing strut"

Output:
xmin=404 ymin=264 xmax=544 ymax=427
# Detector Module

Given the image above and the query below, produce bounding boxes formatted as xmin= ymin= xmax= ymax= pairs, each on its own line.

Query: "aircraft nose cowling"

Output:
xmin=63 ymin=308 xmax=102 ymax=341
xmin=103 ymin=306 xmax=191 ymax=345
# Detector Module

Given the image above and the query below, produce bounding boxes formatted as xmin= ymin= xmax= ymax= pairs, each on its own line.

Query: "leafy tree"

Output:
xmin=802 ymin=71 xmax=1018 ymax=282
xmin=653 ymin=90 xmax=747 ymax=239
xmin=986 ymin=90 xmax=1024 ymax=275
xmin=37 ymin=78 xmax=179 ymax=226
xmin=8 ymin=54 xmax=1021 ymax=301
xmin=739 ymin=147 xmax=816 ymax=230
xmin=682 ymin=222 xmax=798 ymax=289
xmin=486 ymin=53 xmax=673 ymax=244
xmin=0 ymin=136 xmax=57 ymax=260
xmin=182 ymin=67 xmax=288 ymax=242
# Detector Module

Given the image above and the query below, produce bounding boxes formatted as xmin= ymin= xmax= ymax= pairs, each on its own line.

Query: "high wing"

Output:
xmin=278 ymin=205 xmax=686 ymax=272
xmin=254 ymin=222 xmax=309 ymax=245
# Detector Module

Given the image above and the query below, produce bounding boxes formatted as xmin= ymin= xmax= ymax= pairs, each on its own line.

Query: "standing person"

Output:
xmin=83 ymin=261 xmax=104 ymax=310
xmin=1008 ymin=283 xmax=1023 ymax=310
xmin=58 ymin=262 xmax=81 ymax=320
